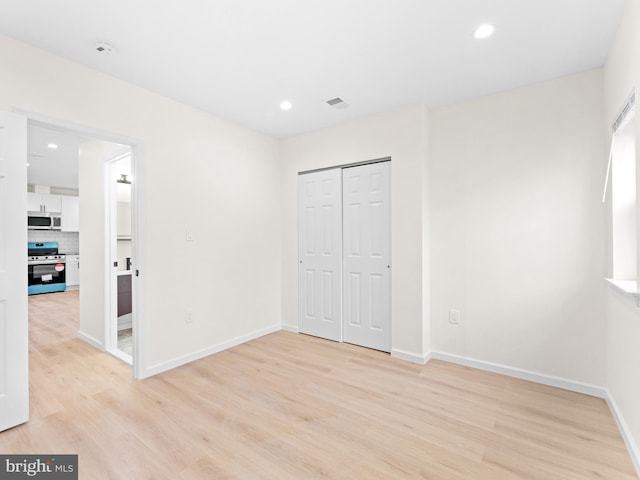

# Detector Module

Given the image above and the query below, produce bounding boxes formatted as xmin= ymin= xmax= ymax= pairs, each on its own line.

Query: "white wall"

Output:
xmin=604 ymin=0 xmax=640 ymax=467
xmin=78 ymin=139 xmax=124 ymax=344
xmin=281 ymin=104 xmax=430 ymax=358
xmin=0 ymin=33 xmax=282 ymax=375
xmin=428 ymin=69 xmax=607 ymax=385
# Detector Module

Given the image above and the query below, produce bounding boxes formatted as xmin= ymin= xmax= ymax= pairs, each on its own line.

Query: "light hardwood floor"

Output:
xmin=1 ymin=290 xmax=637 ymax=479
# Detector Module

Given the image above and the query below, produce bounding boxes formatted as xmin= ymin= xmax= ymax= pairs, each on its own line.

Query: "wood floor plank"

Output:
xmin=0 ymin=290 xmax=636 ymax=479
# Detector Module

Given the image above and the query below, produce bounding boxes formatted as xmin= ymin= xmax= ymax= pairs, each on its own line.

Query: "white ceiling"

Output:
xmin=18 ymin=0 xmax=628 ymax=189
xmin=27 ymin=123 xmax=83 ymax=190
xmin=2 ymin=0 xmax=630 ymax=142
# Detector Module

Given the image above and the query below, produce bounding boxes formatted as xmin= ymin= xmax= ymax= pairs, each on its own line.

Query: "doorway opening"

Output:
xmin=23 ymin=111 xmax=144 ymax=378
xmin=105 ymin=151 xmax=134 ymax=364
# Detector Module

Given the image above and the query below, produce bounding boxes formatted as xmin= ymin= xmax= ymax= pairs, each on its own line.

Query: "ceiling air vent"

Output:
xmin=95 ymin=41 xmax=115 ymax=55
xmin=325 ymin=97 xmax=349 ymax=109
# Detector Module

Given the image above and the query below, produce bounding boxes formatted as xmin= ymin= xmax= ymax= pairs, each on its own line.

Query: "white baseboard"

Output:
xmin=606 ymin=390 xmax=640 ymax=478
xmin=134 ymin=323 xmax=639 ymax=476
xmin=428 ymin=352 xmax=638 ymax=476
xmin=77 ymin=330 xmax=103 ymax=350
xmin=106 ymin=347 xmax=133 ymax=366
xmin=428 ymin=351 xmax=608 ymax=398
xmin=142 ymin=324 xmax=281 ymax=378
xmin=391 ymin=348 xmax=430 ymax=365
xmin=281 ymin=323 xmax=299 ymax=333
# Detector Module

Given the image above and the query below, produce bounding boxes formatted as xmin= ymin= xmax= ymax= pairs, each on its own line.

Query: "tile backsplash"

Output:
xmin=28 ymin=230 xmax=79 ymax=254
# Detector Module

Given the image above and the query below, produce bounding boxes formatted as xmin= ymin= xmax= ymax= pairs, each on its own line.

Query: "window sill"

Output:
xmin=605 ymin=278 xmax=640 ymax=307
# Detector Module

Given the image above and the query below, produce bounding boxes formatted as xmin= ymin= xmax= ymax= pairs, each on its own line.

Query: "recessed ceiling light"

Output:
xmin=474 ymin=24 xmax=495 ymax=39
xmin=280 ymin=100 xmax=292 ymax=111
xmin=47 ymin=143 xmax=58 ymax=149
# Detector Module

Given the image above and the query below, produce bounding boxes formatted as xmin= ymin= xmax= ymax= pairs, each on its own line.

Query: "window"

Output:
xmin=605 ymin=90 xmax=637 ymax=300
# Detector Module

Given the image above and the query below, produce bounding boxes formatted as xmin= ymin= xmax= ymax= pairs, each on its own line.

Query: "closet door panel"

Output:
xmin=343 ymin=162 xmax=391 ymax=352
xmin=298 ymin=169 xmax=342 ymax=341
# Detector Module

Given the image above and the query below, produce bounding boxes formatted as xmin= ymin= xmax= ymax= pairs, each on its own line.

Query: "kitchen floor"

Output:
xmin=29 ymin=288 xmax=133 ymax=358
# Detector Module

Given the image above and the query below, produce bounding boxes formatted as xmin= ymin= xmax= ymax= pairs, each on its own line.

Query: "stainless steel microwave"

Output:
xmin=27 ymin=212 xmax=62 ymax=230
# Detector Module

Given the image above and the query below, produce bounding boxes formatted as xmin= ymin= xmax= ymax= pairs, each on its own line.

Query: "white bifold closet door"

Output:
xmin=298 ymin=161 xmax=391 ymax=352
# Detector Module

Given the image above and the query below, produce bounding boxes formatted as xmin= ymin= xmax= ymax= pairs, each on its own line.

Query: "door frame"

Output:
xmin=104 ymin=149 xmax=134 ymax=365
xmin=16 ymin=108 xmax=147 ymax=380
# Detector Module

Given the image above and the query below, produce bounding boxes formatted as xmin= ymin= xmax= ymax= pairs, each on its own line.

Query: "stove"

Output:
xmin=28 ymin=242 xmax=67 ymax=295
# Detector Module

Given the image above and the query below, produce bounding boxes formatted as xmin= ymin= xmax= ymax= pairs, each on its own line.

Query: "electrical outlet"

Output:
xmin=185 ymin=309 xmax=194 ymax=324
xmin=449 ymin=309 xmax=461 ymax=325
xmin=186 ymin=229 xmax=195 ymax=242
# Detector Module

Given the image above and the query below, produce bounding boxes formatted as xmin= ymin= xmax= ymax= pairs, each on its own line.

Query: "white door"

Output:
xmin=343 ymin=162 xmax=391 ymax=352
xmin=0 ymin=111 xmax=29 ymax=431
xmin=298 ymin=169 xmax=343 ymax=341
xmin=106 ymin=152 xmax=134 ymax=365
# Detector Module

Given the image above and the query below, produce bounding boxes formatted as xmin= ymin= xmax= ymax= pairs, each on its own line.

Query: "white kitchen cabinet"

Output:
xmin=61 ymin=196 xmax=80 ymax=232
xmin=27 ymin=192 xmax=61 ymax=213
xmin=66 ymin=254 xmax=79 ymax=288
xmin=27 ymin=192 xmax=42 ymax=212
xmin=43 ymin=194 xmax=61 ymax=212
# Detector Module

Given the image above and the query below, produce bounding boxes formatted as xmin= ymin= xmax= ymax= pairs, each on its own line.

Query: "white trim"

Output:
xmin=14 ymin=109 xmax=140 ymax=146
xmin=104 ymin=152 xmax=134 ymax=368
xmin=140 ymin=324 xmax=282 ymax=379
xmin=391 ymin=348 xmax=429 ymax=365
xmin=130 ymin=144 xmax=146 ymax=380
xmin=107 ymin=347 xmax=132 ymax=366
xmin=15 ymin=108 xmax=146 ymax=380
xmin=605 ymin=278 xmax=640 ymax=307
xmin=606 ymin=390 xmax=640 ymax=478
xmin=429 ymin=351 xmax=607 ymax=398
xmin=77 ymin=331 xmax=103 ymax=350
xmin=427 ymin=352 xmax=638 ymax=474
xmin=281 ymin=323 xmax=299 ymax=333
xmin=602 ymin=135 xmax=615 ymax=202
xmin=104 ymin=156 xmax=117 ymax=359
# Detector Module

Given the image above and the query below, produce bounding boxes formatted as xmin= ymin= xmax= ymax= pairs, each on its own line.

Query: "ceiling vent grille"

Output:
xmin=95 ymin=41 xmax=115 ymax=54
xmin=325 ymin=97 xmax=349 ymax=109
